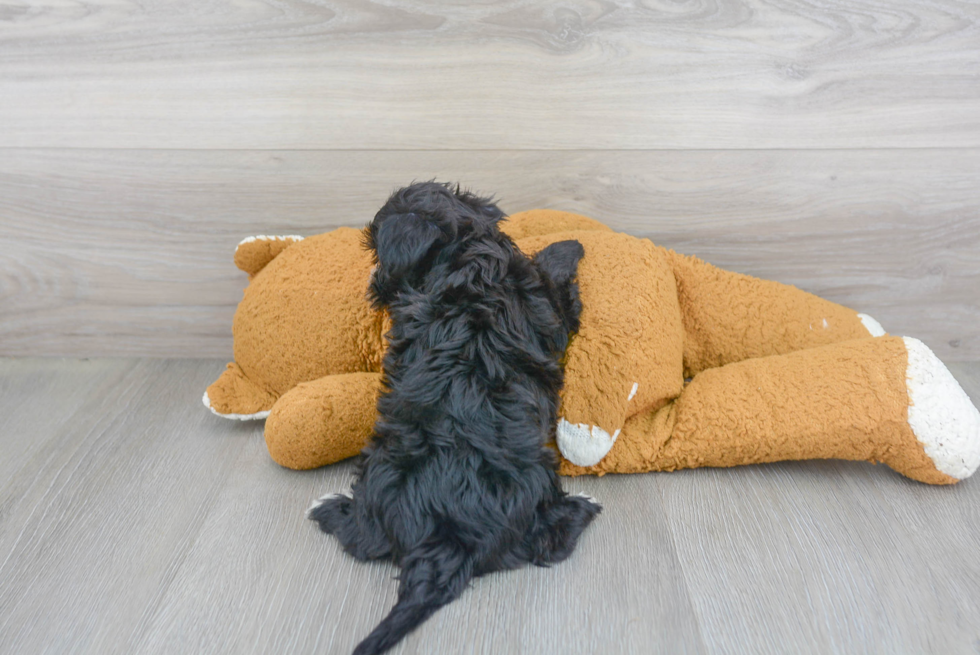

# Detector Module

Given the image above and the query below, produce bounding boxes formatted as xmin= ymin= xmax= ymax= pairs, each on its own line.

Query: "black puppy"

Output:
xmin=308 ymin=182 xmax=600 ymax=655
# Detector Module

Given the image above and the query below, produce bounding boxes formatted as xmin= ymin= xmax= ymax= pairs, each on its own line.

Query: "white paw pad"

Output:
xmin=571 ymin=491 xmax=600 ymax=506
xmin=904 ymin=337 xmax=980 ymax=480
xmin=306 ymin=493 xmax=349 ymax=518
xmin=556 ymin=419 xmax=620 ymax=467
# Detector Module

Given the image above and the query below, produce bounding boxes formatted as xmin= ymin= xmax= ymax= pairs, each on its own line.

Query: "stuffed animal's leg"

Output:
xmin=559 ymin=336 xmax=980 ymax=485
xmin=664 ymin=249 xmax=885 ymax=378
xmin=265 ymin=372 xmax=382 ymax=470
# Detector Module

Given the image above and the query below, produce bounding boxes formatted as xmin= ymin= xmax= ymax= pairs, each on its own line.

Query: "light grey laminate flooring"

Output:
xmin=1 ymin=358 xmax=979 ymax=654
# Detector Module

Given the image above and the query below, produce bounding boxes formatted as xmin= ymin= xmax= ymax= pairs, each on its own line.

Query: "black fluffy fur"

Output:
xmin=308 ymin=182 xmax=601 ymax=655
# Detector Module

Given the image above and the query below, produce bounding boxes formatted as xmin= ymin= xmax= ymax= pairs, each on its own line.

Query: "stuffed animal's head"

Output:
xmin=206 ymin=206 xmax=674 ymax=462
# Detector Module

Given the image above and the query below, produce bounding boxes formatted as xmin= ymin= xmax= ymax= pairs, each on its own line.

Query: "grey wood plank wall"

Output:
xmin=1 ymin=1 xmax=978 ymax=359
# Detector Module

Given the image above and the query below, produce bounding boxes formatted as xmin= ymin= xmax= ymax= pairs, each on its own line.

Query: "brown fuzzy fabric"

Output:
xmin=265 ymin=372 xmax=382 ymax=469
xmin=205 ymin=209 xmax=959 ymax=485
xmin=666 ymin=250 xmax=872 ymax=378
xmin=558 ymin=336 xmax=956 ymax=485
xmin=518 ymin=231 xmax=685 ymax=437
xmin=231 ymin=228 xmax=386 ymax=404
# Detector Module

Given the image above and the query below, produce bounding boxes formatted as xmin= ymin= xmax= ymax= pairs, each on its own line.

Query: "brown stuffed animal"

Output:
xmin=204 ymin=210 xmax=980 ymax=485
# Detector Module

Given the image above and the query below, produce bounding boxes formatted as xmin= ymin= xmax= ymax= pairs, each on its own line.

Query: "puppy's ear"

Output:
xmin=533 ymin=240 xmax=585 ymax=333
xmin=453 ymin=185 xmax=506 ymax=225
xmin=368 ymin=212 xmax=444 ymax=306
xmin=374 ymin=212 xmax=444 ymax=277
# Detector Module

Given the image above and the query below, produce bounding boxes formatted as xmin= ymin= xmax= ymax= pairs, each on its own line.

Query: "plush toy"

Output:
xmin=204 ymin=210 xmax=980 ymax=485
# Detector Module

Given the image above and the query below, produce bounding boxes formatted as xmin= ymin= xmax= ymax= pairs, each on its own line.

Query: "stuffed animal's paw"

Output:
xmin=203 ymin=362 xmax=278 ymax=420
xmin=903 ymin=337 xmax=980 ymax=480
xmin=556 ymin=419 xmax=621 ymax=467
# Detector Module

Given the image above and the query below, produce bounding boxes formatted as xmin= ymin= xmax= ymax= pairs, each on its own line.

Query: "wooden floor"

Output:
xmin=2 ymin=1 xmax=979 ymax=653
xmin=3 ymin=148 xmax=980 ymax=361
xmin=1 ymin=357 xmax=979 ymax=654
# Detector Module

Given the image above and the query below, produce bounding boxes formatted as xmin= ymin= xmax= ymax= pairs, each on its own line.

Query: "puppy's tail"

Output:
xmin=353 ymin=536 xmax=473 ymax=655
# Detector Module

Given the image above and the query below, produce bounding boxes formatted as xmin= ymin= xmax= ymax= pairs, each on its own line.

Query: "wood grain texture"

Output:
xmin=0 ymin=358 xmax=703 ymax=655
xmin=1 ymin=357 xmax=979 ymax=653
xmin=659 ymin=459 xmax=980 ymax=654
xmin=2 ymin=148 xmax=978 ymax=359
xmin=135 ymin=453 xmax=704 ymax=655
xmin=657 ymin=367 xmax=980 ymax=655
xmin=0 ymin=359 xmax=251 ymax=654
xmin=3 ymin=1 xmax=978 ymax=651
xmin=1 ymin=0 xmax=979 ymax=149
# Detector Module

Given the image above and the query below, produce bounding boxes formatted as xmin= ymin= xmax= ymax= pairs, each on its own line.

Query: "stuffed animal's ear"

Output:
xmin=533 ymin=239 xmax=585 ymax=333
xmin=234 ymin=235 xmax=304 ymax=278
